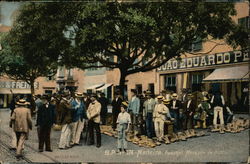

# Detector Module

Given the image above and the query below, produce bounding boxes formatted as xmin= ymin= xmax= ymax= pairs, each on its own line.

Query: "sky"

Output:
xmin=0 ymin=2 xmax=21 ymax=26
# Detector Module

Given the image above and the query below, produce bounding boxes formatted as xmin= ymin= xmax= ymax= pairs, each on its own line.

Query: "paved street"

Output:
xmin=0 ymin=108 xmax=249 ymax=163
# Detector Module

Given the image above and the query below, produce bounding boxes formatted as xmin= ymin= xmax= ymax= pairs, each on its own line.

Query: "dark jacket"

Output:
xmin=111 ymin=97 xmax=123 ymax=115
xmin=183 ymin=100 xmax=196 ymax=114
xmin=36 ymin=103 xmax=56 ymax=128
xmin=83 ymin=97 xmax=91 ymax=110
xmin=58 ymin=99 xmax=72 ymax=125
xmin=98 ymin=97 xmax=109 ymax=116
xmin=169 ymin=100 xmax=182 ymax=113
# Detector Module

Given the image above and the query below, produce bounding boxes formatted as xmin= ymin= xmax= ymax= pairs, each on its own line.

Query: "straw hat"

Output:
xmin=145 ymin=90 xmax=152 ymax=95
xmin=202 ymin=97 xmax=209 ymax=101
xmin=171 ymin=93 xmax=178 ymax=98
xmin=187 ymin=93 xmax=193 ymax=97
xmin=121 ymin=101 xmax=128 ymax=108
xmin=163 ymin=99 xmax=170 ymax=105
xmin=16 ymin=99 xmax=29 ymax=106
xmin=157 ymin=96 xmax=164 ymax=100
xmin=75 ymin=92 xmax=83 ymax=98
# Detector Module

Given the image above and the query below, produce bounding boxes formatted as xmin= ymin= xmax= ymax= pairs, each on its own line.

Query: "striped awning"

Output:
xmin=96 ymin=83 xmax=113 ymax=91
xmin=86 ymin=83 xmax=105 ymax=90
xmin=203 ymin=65 xmax=249 ymax=83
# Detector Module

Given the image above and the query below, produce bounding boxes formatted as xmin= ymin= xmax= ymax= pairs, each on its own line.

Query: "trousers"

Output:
xmin=59 ymin=123 xmax=73 ymax=148
xmin=129 ymin=112 xmax=139 ymax=133
xmin=71 ymin=119 xmax=85 ymax=145
xmin=213 ymin=106 xmax=224 ymax=127
xmin=145 ymin=113 xmax=154 ymax=138
xmin=38 ymin=126 xmax=52 ymax=150
xmin=88 ymin=120 xmax=101 ymax=145
xmin=154 ymin=119 xmax=164 ymax=140
xmin=15 ymin=132 xmax=27 ymax=156
xmin=117 ymin=124 xmax=128 ymax=149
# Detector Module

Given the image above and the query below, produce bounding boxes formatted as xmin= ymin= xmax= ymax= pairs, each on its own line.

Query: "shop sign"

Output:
xmin=157 ymin=50 xmax=249 ymax=72
xmin=0 ymin=81 xmax=39 ymax=89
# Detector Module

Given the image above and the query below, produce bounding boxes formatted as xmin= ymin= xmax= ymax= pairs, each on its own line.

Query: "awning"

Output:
xmin=86 ymin=83 xmax=105 ymax=90
xmin=203 ymin=65 xmax=249 ymax=83
xmin=96 ymin=83 xmax=113 ymax=91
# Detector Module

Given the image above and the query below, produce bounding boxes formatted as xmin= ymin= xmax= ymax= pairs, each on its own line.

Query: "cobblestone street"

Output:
xmin=0 ymin=108 xmax=249 ymax=163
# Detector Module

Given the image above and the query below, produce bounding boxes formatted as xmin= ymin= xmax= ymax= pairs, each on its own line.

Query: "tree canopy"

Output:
xmin=63 ymin=2 xmax=248 ymax=94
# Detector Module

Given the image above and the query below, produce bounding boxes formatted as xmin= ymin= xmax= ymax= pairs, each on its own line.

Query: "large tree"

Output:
xmin=0 ymin=3 xmax=72 ymax=113
xmin=64 ymin=2 xmax=248 ymax=96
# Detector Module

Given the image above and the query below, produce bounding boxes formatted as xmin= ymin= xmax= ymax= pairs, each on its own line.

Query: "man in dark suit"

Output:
xmin=111 ymin=92 xmax=123 ymax=130
xmin=98 ymin=93 xmax=109 ymax=125
xmin=169 ymin=93 xmax=182 ymax=132
xmin=183 ymin=93 xmax=196 ymax=130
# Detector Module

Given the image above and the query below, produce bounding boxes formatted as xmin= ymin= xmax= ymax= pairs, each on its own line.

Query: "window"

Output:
xmin=238 ymin=16 xmax=249 ymax=29
xmin=45 ymin=90 xmax=52 ymax=95
xmin=148 ymin=83 xmax=155 ymax=95
xmin=189 ymin=37 xmax=203 ymax=52
xmin=191 ymin=73 xmax=204 ymax=92
xmin=135 ymin=84 xmax=142 ymax=95
xmin=164 ymin=75 xmax=176 ymax=92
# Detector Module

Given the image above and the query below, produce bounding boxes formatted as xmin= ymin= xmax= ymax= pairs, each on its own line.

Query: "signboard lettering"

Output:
xmin=157 ymin=51 xmax=249 ymax=72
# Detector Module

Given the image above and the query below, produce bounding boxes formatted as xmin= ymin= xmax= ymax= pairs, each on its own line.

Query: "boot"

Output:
xmin=194 ymin=122 xmax=201 ymax=129
xmin=219 ymin=125 xmax=225 ymax=134
xmin=164 ymin=135 xmax=171 ymax=144
xmin=211 ymin=125 xmax=219 ymax=132
xmin=202 ymin=120 xmax=207 ymax=129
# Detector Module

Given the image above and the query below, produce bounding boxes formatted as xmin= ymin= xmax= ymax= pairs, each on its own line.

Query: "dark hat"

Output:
xmin=90 ymin=93 xmax=97 ymax=98
xmin=41 ymin=94 xmax=49 ymax=100
xmin=62 ymin=91 xmax=70 ymax=97
xmin=161 ymin=90 xmax=167 ymax=93
xmin=131 ymin=89 xmax=137 ymax=94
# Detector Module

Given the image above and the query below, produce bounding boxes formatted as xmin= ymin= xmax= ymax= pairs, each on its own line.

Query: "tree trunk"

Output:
xmin=119 ymin=70 xmax=127 ymax=100
xmin=29 ymin=80 xmax=36 ymax=116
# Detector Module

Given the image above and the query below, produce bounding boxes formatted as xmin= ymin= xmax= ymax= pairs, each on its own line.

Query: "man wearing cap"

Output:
xmin=58 ymin=91 xmax=73 ymax=149
xmin=183 ymin=93 xmax=196 ymax=130
xmin=153 ymin=96 xmax=172 ymax=141
xmin=87 ymin=94 xmax=102 ymax=147
xmin=70 ymin=92 xmax=87 ymax=146
xmin=169 ymin=93 xmax=182 ymax=132
xmin=36 ymin=95 xmax=56 ymax=152
xmin=143 ymin=91 xmax=156 ymax=138
xmin=10 ymin=99 xmax=32 ymax=159
xmin=111 ymin=91 xmax=123 ymax=131
xmin=116 ymin=101 xmax=131 ymax=153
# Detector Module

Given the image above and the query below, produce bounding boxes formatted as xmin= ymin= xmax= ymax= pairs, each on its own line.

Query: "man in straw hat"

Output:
xmin=169 ymin=93 xmax=182 ymax=132
xmin=153 ymin=96 xmax=173 ymax=142
xmin=128 ymin=89 xmax=140 ymax=135
xmin=143 ymin=90 xmax=156 ymax=138
xmin=116 ymin=101 xmax=131 ymax=153
xmin=10 ymin=99 xmax=32 ymax=159
xmin=70 ymin=92 xmax=87 ymax=146
xmin=58 ymin=91 xmax=73 ymax=149
xmin=87 ymin=93 xmax=102 ymax=148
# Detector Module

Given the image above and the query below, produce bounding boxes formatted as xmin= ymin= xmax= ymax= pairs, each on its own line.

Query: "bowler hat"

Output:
xmin=90 ymin=93 xmax=97 ymax=98
xmin=62 ymin=91 xmax=70 ymax=97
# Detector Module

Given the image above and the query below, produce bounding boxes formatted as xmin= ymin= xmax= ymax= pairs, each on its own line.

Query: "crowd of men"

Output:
xmin=8 ymin=88 xmax=234 ymax=158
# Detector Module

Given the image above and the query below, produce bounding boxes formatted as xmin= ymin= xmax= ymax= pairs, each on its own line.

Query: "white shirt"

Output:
xmin=187 ymin=100 xmax=192 ymax=109
xmin=117 ymin=112 xmax=131 ymax=124
xmin=173 ymin=100 xmax=176 ymax=108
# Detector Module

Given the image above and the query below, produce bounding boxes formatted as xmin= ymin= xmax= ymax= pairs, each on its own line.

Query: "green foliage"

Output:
xmin=0 ymin=3 xmax=72 ymax=83
xmin=67 ymin=2 xmax=248 ymax=76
